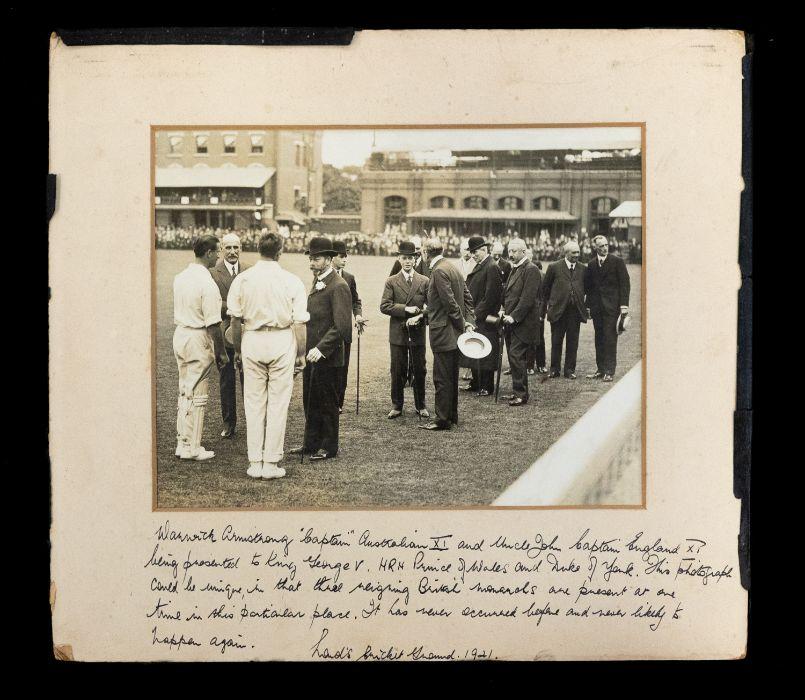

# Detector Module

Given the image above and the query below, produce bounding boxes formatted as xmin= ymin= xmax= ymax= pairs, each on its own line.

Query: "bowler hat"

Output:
xmin=333 ymin=240 xmax=348 ymax=257
xmin=396 ymin=241 xmax=417 ymax=256
xmin=305 ymin=236 xmax=337 ymax=256
xmin=467 ymin=236 xmax=490 ymax=252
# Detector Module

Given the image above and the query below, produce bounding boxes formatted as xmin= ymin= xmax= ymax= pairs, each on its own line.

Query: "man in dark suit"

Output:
xmin=501 ymin=238 xmax=542 ymax=406
xmin=583 ymin=234 xmax=631 ymax=382
xmin=491 ymin=242 xmax=512 ymax=284
xmin=419 ymin=238 xmax=475 ymax=431
xmin=462 ymin=236 xmax=503 ymax=396
xmin=539 ymin=240 xmax=587 ymax=379
xmin=209 ymin=232 xmax=250 ymax=438
xmin=380 ymin=241 xmax=430 ymax=419
xmin=332 ymin=240 xmax=367 ymax=412
xmin=524 ymin=250 xmax=547 ymax=375
xmin=289 ymin=237 xmax=353 ymax=461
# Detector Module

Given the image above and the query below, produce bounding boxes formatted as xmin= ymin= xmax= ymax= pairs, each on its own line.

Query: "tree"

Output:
xmin=322 ymin=164 xmax=361 ymax=213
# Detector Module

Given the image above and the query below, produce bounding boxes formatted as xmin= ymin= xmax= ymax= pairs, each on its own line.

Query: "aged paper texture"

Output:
xmin=49 ymin=29 xmax=746 ymax=660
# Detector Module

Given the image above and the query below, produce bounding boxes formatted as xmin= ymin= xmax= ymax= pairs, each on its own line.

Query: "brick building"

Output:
xmin=359 ymin=149 xmax=642 ymax=242
xmin=154 ymin=129 xmax=323 ymax=231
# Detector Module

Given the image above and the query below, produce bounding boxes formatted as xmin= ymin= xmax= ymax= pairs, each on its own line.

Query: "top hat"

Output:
xmin=467 ymin=236 xmax=490 ymax=253
xmin=457 ymin=331 xmax=492 ymax=360
xmin=616 ymin=311 xmax=632 ymax=335
xmin=305 ymin=236 xmax=337 ymax=256
xmin=396 ymin=240 xmax=417 ymax=256
xmin=332 ymin=240 xmax=348 ymax=257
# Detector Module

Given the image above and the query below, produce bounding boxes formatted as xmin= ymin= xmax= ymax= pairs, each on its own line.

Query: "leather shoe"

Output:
xmin=221 ymin=427 xmax=235 ymax=438
xmin=565 ymin=373 xmax=577 ymax=380
xmin=500 ymin=393 xmax=515 ymax=400
xmin=309 ymin=449 xmax=334 ymax=461
xmin=527 ymin=369 xmax=535 ymax=376
xmin=585 ymin=371 xmax=603 ymax=379
xmin=416 ymin=408 xmax=430 ymax=419
xmin=508 ymin=397 xmax=528 ymax=406
xmin=503 ymin=368 xmax=511 ymax=375
xmin=537 ymin=366 xmax=548 ymax=374
xmin=477 ymin=389 xmax=490 ymax=397
xmin=418 ymin=421 xmax=449 ymax=431
xmin=387 ymin=408 xmax=403 ymax=419
xmin=288 ymin=446 xmax=309 ymax=455
xmin=459 ymin=385 xmax=477 ymax=392
xmin=602 ymin=374 xmax=614 ymax=382
xmin=549 ymin=371 xmax=561 ymax=378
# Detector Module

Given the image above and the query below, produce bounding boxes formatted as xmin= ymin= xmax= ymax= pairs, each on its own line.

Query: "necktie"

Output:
xmin=230 ymin=264 xmax=236 ymax=278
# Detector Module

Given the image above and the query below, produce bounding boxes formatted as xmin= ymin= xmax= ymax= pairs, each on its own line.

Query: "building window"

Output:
xmin=168 ymin=135 xmax=183 ymax=154
xmin=591 ymin=196 xmax=617 ymax=215
xmin=250 ymin=134 xmax=264 ymax=154
xmin=384 ymin=195 xmax=407 ymax=225
xmin=533 ymin=196 xmax=559 ymax=210
xmin=463 ymin=196 xmax=488 ymax=209
xmin=223 ymin=134 xmax=236 ymax=154
xmin=498 ymin=196 xmax=523 ymax=210
xmin=195 ymin=135 xmax=208 ymax=154
xmin=430 ymin=196 xmax=454 ymax=209
xmin=589 ymin=197 xmax=618 ymax=236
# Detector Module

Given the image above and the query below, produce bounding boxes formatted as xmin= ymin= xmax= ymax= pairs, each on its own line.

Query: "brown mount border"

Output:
xmin=150 ymin=122 xmax=647 ymax=513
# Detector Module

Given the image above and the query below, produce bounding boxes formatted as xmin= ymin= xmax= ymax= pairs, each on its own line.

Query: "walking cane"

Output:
xmin=494 ymin=320 xmax=505 ymax=404
xmin=355 ymin=331 xmax=361 ymax=415
xmin=301 ymin=363 xmax=316 ymax=465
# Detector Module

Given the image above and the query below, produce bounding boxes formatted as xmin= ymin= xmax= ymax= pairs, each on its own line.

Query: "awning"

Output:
xmin=609 ymin=201 xmax=641 ymax=219
xmin=275 ymin=211 xmax=307 ymax=225
xmin=406 ymin=208 xmax=578 ymax=222
xmin=155 ymin=166 xmax=275 ymax=189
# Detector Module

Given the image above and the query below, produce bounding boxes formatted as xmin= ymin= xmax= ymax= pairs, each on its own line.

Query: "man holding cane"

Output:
xmin=289 ymin=237 xmax=353 ymax=461
xmin=380 ymin=240 xmax=430 ymax=419
xmin=227 ymin=232 xmax=308 ymax=480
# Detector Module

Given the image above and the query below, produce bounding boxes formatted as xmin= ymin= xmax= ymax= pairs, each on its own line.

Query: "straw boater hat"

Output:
xmin=467 ymin=236 xmax=490 ymax=253
xmin=491 ymin=242 xmax=504 ymax=255
xmin=396 ymin=240 xmax=417 ymax=256
xmin=457 ymin=330 xmax=492 ymax=360
xmin=305 ymin=236 xmax=337 ymax=256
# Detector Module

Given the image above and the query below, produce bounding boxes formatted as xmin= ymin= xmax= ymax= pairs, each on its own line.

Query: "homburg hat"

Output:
xmin=305 ymin=236 xmax=337 ymax=256
xmin=616 ymin=311 xmax=632 ymax=335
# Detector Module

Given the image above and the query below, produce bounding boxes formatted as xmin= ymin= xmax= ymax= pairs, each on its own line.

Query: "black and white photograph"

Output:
xmin=153 ymin=125 xmax=644 ymax=510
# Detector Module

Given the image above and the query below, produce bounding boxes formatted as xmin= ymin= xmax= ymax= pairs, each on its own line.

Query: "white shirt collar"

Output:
xmin=402 ymin=269 xmax=413 ymax=281
xmin=598 ymin=254 xmax=608 ymax=264
xmin=318 ymin=267 xmax=334 ymax=282
xmin=511 ymin=255 xmax=528 ymax=268
xmin=565 ymin=258 xmax=576 ymax=269
xmin=226 ymin=261 xmax=238 ymax=275
xmin=429 ymin=254 xmax=444 ymax=270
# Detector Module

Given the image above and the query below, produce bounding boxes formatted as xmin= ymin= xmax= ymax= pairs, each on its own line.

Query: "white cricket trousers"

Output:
xmin=242 ymin=327 xmax=296 ymax=464
xmin=173 ymin=326 xmax=215 ymax=456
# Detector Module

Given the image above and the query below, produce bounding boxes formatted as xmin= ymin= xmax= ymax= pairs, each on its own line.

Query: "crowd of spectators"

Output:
xmin=155 ymin=224 xmax=641 ymax=264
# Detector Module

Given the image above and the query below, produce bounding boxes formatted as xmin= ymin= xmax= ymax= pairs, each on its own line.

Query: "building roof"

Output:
xmin=406 ymin=208 xmax=578 ymax=222
xmin=275 ymin=211 xmax=308 ymax=225
xmin=609 ymin=201 xmax=642 ymax=219
xmin=155 ymin=166 xmax=275 ymax=188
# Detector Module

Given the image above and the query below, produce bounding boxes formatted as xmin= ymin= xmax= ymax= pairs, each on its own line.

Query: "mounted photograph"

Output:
xmin=152 ymin=125 xmax=644 ymax=510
